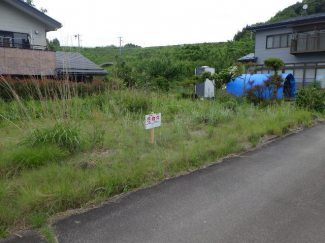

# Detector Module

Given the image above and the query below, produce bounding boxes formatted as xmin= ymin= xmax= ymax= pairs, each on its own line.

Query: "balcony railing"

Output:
xmin=0 ymin=41 xmax=53 ymax=51
xmin=291 ymin=35 xmax=325 ymax=54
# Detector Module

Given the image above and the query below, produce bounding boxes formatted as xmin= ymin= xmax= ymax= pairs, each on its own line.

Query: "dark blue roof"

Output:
xmin=247 ymin=12 xmax=325 ymax=31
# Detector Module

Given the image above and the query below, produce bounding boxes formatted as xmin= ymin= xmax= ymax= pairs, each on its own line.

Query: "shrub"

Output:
xmin=295 ymin=86 xmax=325 ymax=112
xmin=245 ymin=75 xmax=283 ymax=105
xmin=152 ymin=76 xmax=172 ymax=92
xmin=246 ymin=84 xmax=266 ymax=105
xmin=308 ymin=81 xmax=322 ymax=90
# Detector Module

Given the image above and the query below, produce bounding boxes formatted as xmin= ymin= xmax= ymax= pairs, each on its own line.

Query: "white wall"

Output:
xmin=0 ymin=1 xmax=47 ymax=46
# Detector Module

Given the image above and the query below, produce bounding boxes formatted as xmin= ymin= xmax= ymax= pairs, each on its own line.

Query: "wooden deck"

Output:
xmin=0 ymin=47 xmax=56 ymax=76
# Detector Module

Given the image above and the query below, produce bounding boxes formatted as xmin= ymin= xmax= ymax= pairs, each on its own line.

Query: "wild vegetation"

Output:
xmin=2 ymin=0 xmax=325 ymax=240
xmin=0 ymin=76 xmax=323 ymax=238
xmin=57 ymin=40 xmax=254 ymax=91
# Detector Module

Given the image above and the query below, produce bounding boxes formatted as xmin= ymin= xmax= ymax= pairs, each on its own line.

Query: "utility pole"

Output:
xmin=118 ymin=37 xmax=123 ymax=56
xmin=74 ymin=34 xmax=82 ymax=51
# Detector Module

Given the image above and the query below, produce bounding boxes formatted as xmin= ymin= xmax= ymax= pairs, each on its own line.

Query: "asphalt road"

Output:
xmin=2 ymin=124 xmax=325 ymax=243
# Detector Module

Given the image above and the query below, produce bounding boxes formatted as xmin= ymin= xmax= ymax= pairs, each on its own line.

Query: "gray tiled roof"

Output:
xmin=247 ymin=12 xmax=325 ymax=31
xmin=56 ymin=52 xmax=108 ymax=76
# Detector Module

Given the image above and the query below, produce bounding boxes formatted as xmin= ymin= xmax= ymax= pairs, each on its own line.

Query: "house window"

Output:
xmin=266 ymin=34 xmax=291 ymax=49
xmin=305 ymin=69 xmax=316 ymax=87
xmin=266 ymin=36 xmax=273 ymax=49
xmin=0 ymin=31 xmax=13 ymax=47
xmin=316 ymin=69 xmax=325 ymax=88
xmin=294 ymin=69 xmax=304 ymax=89
xmin=0 ymin=31 xmax=30 ymax=48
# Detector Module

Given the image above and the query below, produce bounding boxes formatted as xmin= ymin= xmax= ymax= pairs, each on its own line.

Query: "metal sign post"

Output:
xmin=145 ymin=112 xmax=161 ymax=144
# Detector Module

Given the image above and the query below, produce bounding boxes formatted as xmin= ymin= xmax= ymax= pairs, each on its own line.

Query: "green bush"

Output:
xmin=152 ymin=76 xmax=172 ymax=92
xmin=295 ymin=86 xmax=325 ymax=112
xmin=308 ymin=81 xmax=322 ymax=90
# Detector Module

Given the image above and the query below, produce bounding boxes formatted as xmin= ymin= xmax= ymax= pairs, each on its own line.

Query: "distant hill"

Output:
xmin=62 ymin=40 xmax=254 ymax=79
xmin=234 ymin=0 xmax=325 ymax=41
xmin=269 ymin=0 xmax=325 ymax=22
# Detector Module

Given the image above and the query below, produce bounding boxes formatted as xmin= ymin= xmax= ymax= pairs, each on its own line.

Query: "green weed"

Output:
xmin=28 ymin=212 xmax=48 ymax=228
xmin=41 ymin=227 xmax=56 ymax=243
xmin=2 ymin=145 xmax=67 ymax=174
xmin=23 ymin=121 xmax=84 ymax=152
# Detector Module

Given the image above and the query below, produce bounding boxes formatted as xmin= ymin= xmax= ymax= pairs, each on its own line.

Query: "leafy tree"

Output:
xmin=21 ymin=0 xmax=48 ymax=14
xmin=174 ymin=44 xmax=203 ymax=61
xmin=47 ymin=38 xmax=60 ymax=50
xmin=264 ymin=58 xmax=285 ymax=100
xmin=40 ymin=7 xmax=48 ymax=13
xmin=264 ymin=58 xmax=284 ymax=75
xmin=124 ymin=43 xmax=141 ymax=48
xmin=115 ymin=57 xmax=137 ymax=88
xmin=153 ymin=76 xmax=171 ymax=92
xmin=269 ymin=0 xmax=325 ymax=22
xmin=146 ymin=58 xmax=185 ymax=80
xmin=182 ymin=75 xmax=201 ymax=100
xmin=233 ymin=62 xmax=260 ymax=96
xmin=233 ymin=26 xmax=254 ymax=41
xmin=51 ymin=38 xmax=60 ymax=47
xmin=198 ymin=66 xmax=240 ymax=90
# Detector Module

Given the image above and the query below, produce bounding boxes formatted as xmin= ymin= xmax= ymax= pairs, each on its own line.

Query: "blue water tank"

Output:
xmin=226 ymin=73 xmax=296 ymax=99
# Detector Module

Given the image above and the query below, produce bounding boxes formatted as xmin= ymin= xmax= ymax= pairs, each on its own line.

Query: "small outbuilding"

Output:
xmin=226 ymin=73 xmax=296 ymax=99
xmin=195 ymin=66 xmax=215 ymax=98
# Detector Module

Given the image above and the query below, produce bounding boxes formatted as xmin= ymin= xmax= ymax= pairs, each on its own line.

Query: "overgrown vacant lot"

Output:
xmin=0 ymin=87 xmax=320 ymax=238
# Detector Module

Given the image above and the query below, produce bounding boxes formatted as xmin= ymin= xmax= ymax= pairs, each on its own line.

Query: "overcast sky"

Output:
xmin=33 ymin=0 xmax=302 ymax=47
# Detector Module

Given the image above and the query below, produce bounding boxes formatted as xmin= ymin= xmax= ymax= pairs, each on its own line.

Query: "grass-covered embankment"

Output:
xmin=0 ymin=89 xmax=321 ymax=238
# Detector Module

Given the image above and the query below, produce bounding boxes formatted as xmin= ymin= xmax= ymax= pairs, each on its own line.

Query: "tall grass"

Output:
xmin=0 ymin=77 xmax=320 ymax=238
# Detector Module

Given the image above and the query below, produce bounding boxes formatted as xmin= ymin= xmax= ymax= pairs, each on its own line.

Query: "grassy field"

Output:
xmin=0 ymin=84 xmax=322 ymax=238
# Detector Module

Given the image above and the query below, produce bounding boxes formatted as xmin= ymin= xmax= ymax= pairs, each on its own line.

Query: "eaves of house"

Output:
xmin=247 ymin=12 xmax=325 ymax=32
xmin=3 ymin=0 xmax=62 ymax=31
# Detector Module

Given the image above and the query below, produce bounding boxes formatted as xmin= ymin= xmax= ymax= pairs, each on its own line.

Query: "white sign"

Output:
xmin=145 ymin=113 xmax=161 ymax=130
